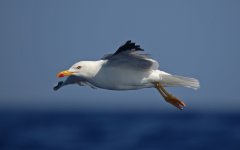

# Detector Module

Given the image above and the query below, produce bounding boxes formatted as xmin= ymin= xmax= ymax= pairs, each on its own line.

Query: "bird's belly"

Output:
xmin=90 ymin=81 xmax=153 ymax=90
xmin=88 ymin=68 xmax=153 ymax=90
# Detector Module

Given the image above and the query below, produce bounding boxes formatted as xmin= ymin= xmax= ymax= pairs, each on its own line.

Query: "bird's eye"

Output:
xmin=76 ymin=66 xmax=81 ymax=69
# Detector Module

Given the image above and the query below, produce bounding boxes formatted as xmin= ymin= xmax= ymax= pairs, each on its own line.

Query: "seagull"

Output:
xmin=54 ymin=40 xmax=200 ymax=110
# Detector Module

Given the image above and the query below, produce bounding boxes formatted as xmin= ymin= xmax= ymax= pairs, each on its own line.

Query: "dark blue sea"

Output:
xmin=0 ymin=111 xmax=240 ymax=150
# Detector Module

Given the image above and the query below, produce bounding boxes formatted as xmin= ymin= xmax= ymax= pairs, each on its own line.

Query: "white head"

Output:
xmin=57 ymin=61 xmax=98 ymax=79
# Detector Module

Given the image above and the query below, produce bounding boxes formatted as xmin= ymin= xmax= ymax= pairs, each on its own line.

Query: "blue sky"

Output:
xmin=0 ymin=0 xmax=240 ymax=112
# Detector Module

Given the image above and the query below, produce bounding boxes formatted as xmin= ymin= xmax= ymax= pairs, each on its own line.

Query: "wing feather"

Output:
xmin=102 ymin=40 xmax=159 ymax=71
xmin=113 ymin=40 xmax=143 ymax=55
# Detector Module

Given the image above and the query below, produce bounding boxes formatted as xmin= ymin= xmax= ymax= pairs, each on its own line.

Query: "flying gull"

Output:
xmin=54 ymin=40 xmax=200 ymax=110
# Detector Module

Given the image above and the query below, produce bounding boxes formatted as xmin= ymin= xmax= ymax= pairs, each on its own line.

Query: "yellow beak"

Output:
xmin=57 ymin=70 xmax=74 ymax=78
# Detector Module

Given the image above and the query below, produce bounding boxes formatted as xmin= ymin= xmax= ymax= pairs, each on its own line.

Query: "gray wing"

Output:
xmin=53 ymin=75 xmax=97 ymax=91
xmin=53 ymin=76 xmax=82 ymax=91
xmin=102 ymin=40 xmax=159 ymax=70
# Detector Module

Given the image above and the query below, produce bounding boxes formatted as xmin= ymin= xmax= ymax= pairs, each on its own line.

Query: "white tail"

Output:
xmin=161 ymin=75 xmax=200 ymax=90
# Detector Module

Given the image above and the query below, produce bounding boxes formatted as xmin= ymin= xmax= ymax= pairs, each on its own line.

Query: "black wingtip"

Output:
xmin=113 ymin=40 xmax=144 ymax=55
xmin=53 ymin=81 xmax=64 ymax=91
xmin=126 ymin=40 xmax=131 ymax=43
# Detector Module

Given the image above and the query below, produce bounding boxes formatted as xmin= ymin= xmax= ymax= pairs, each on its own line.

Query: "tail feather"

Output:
xmin=161 ymin=75 xmax=200 ymax=90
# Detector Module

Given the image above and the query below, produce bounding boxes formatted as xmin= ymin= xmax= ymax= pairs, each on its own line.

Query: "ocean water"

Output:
xmin=0 ymin=111 xmax=240 ymax=150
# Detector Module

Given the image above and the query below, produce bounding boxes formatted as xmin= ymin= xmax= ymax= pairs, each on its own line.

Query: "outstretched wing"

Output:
xmin=53 ymin=75 xmax=97 ymax=91
xmin=102 ymin=40 xmax=159 ymax=71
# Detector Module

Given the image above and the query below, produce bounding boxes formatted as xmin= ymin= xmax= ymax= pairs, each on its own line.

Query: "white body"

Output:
xmin=87 ymin=61 xmax=162 ymax=90
xmin=63 ymin=60 xmax=199 ymax=91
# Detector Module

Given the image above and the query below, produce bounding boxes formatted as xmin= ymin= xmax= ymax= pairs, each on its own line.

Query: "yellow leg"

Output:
xmin=154 ymin=82 xmax=186 ymax=110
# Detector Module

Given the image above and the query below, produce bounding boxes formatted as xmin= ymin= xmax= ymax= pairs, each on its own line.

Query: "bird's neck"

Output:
xmin=82 ymin=60 xmax=106 ymax=78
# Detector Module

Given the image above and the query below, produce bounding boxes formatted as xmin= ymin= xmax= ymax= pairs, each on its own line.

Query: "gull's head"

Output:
xmin=57 ymin=61 xmax=91 ymax=78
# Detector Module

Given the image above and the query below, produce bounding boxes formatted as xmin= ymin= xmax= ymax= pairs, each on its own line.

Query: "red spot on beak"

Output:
xmin=58 ymin=73 xmax=64 ymax=78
